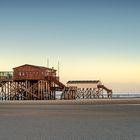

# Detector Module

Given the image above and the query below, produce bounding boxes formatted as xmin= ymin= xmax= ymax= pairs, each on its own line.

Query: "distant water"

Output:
xmin=112 ymin=93 xmax=140 ymax=98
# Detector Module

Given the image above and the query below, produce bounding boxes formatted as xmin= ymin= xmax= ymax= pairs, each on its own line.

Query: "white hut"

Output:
xmin=67 ymin=80 xmax=101 ymax=91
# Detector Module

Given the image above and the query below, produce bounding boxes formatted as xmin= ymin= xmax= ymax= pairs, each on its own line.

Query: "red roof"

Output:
xmin=13 ymin=64 xmax=56 ymax=71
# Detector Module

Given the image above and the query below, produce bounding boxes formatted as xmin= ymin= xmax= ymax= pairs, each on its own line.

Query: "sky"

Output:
xmin=0 ymin=0 xmax=140 ymax=93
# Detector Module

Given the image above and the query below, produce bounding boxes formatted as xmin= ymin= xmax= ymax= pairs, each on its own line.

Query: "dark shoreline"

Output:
xmin=0 ymin=98 xmax=140 ymax=105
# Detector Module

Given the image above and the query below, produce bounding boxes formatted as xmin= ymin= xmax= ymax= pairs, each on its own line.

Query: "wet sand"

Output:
xmin=1 ymin=98 xmax=140 ymax=105
xmin=0 ymin=99 xmax=140 ymax=140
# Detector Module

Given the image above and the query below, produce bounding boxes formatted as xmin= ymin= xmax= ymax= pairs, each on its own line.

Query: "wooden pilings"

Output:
xmin=0 ymin=80 xmax=112 ymax=101
xmin=61 ymin=87 xmax=112 ymax=100
xmin=61 ymin=87 xmax=77 ymax=100
xmin=0 ymin=80 xmax=56 ymax=100
xmin=75 ymin=88 xmax=112 ymax=99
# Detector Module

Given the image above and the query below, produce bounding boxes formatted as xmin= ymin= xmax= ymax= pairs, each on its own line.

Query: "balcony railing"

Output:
xmin=0 ymin=71 xmax=13 ymax=80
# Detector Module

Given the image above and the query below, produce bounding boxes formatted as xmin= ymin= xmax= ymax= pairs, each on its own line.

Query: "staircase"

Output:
xmin=61 ymin=86 xmax=77 ymax=100
xmin=97 ymin=85 xmax=112 ymax=98
xmin=46 ymin=76 xmax=65 ymax=89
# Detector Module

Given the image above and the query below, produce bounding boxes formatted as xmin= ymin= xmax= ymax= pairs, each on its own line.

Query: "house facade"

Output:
xmin=13 ymin=64 xmax=57 ymax=81
xmin=67 ymin=80 xmax=101 ymax=90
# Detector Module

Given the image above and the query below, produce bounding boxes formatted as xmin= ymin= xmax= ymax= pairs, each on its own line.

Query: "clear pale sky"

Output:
xmin=0 ymin=0 xmax=140 ymax=93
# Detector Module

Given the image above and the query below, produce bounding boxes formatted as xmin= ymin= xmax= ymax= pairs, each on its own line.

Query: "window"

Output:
xmin=22 ymin=72 xmax=25 ymax=76
xmin=19 ymin=72 xmax=22 ymax=76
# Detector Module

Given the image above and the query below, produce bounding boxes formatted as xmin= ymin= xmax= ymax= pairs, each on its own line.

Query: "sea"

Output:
xmin=55 ymin=91 xmax=140 ymax=99
xmin=111 ymin=93 xmax=140 ymax=98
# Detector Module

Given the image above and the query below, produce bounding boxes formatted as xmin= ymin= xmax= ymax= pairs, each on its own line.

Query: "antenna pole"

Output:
xmin=58 ymin=61 xmax=60 ymax=78
xmin=47 ymin=58 xmax=49 ymax=68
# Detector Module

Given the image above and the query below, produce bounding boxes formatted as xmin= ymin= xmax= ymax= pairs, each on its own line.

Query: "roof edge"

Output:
xmin=67 ymin=80 xmax=101 ymax=84
xmin=13 ymin=64 xmax=56 ymax=71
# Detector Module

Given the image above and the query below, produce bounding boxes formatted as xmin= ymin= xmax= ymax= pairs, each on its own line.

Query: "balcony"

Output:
xmin=0 ymin=71 xmax=13 ymax=81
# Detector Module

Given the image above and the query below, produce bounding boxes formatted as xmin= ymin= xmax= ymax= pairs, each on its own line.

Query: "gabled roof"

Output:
xmin=13 ymin=64 xmax=56 ymax=71
xmin=67 ymin=80 xmax=101 ymax=84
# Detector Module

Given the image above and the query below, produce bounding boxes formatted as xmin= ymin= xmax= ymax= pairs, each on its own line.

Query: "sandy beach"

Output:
xmin=0 ymin=99 xmax=140 ymax=140
xmin=0 ymin=98 xmax=140 ymax=105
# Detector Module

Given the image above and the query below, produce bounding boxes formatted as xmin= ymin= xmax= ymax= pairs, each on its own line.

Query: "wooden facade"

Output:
xmin=13 ymin=64 xmax=57 ymax=81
